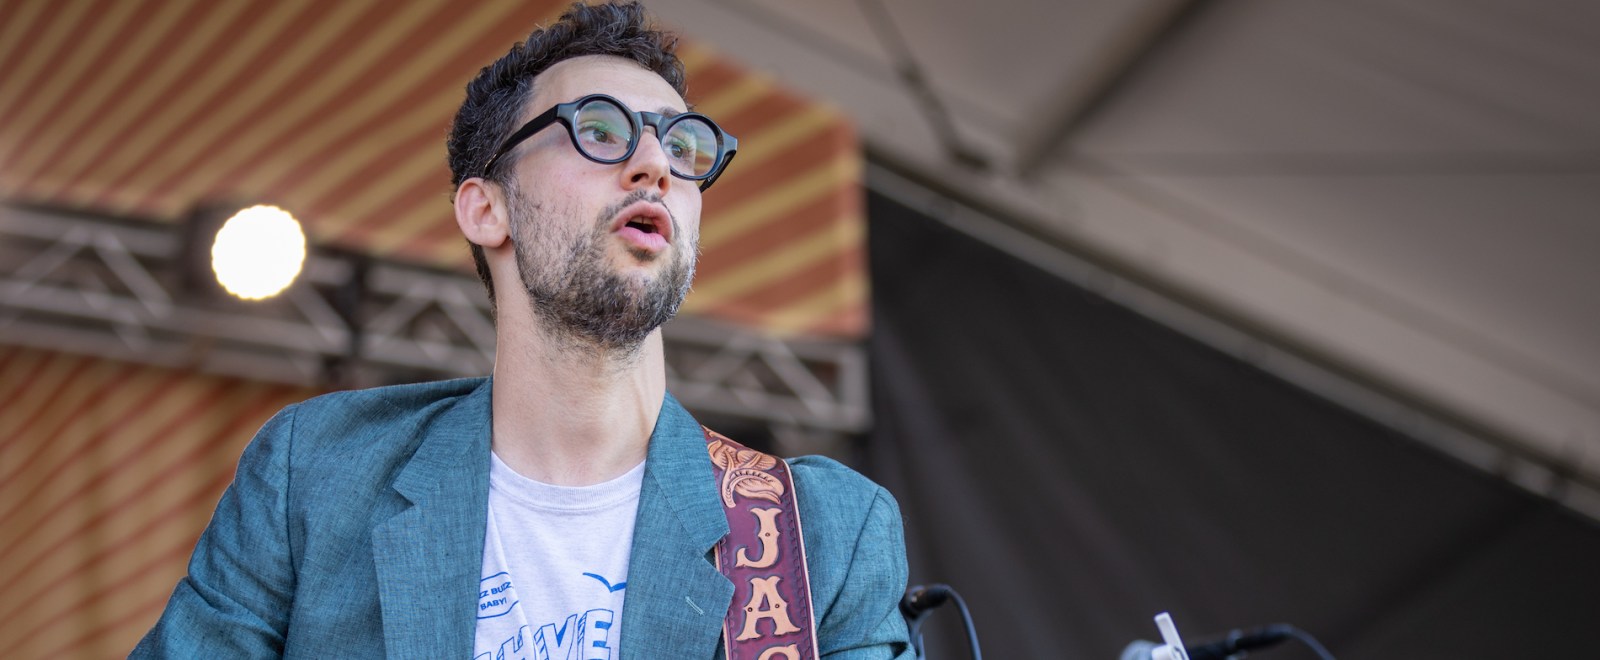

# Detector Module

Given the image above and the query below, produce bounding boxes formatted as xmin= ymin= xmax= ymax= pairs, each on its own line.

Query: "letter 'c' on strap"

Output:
xmin=704 ymin=427 xmax=819 ymax=660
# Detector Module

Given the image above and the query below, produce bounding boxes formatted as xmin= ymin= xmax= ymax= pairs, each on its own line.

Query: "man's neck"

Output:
xmin=489 ymin=307 xmax=665 ymax=487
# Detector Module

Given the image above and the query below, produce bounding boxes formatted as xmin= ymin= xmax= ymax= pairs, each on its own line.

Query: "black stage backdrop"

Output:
xmin=863 ymin=189 xmax=1600 ymax=659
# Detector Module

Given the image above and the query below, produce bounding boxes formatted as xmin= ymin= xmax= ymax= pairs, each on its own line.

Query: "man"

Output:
xmin=133 ymin=2 xmax=911 ymax=658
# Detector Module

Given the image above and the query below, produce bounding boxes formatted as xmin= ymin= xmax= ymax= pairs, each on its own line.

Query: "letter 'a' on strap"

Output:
xmin=704 ymin=427 xmax=819 ymax=660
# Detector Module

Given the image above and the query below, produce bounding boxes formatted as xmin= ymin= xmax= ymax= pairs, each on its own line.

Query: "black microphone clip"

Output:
xmin=1187 ymin=624 xmax=1294 ymax=660
xmin=900 ymin=583 xmax=953 ymax=620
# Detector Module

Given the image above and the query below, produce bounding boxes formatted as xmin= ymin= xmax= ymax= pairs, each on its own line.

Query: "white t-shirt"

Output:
xmin=472 ymin=452 xmax=645 ymax=660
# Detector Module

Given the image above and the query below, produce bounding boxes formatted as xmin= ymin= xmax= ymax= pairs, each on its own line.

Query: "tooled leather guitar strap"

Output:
xmin=703 ymin=427 xmax=819 ymax=660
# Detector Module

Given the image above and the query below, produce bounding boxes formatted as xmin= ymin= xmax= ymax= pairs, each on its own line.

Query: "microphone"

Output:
xmin=900 ymin=583 xmax=953 ymax=620
xmin=901 ymin=584 xmax=982 ymax=659
xmin=1120 ymin=625 xmax=1293 ymax=660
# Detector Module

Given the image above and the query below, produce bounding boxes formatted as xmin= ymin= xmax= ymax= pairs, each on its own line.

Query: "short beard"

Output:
xmin=509 ymin=185 xmax=696 ymax=358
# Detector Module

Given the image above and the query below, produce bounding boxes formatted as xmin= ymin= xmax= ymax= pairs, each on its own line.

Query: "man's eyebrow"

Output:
xmin=658 ymin=106 xmax=685 ymax=118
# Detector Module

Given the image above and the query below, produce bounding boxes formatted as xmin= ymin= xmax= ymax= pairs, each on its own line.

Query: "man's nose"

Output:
xmin=621 ymin=127 xmax=672 ymax=194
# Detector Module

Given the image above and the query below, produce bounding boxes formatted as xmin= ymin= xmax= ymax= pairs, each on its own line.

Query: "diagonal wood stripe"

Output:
xmin=0 ymin=355 xmax=112 ymax=463
xmin=0 ymin=343 xmax=41 ymax=369
xmin=10 ymin=2 xmax=275 ymax=201
xmin=719 ymin=104 xmax=838 ymax=175
xmin=677 ymin=47 xmax=744 ymax=107
xmin=0 ymin=370 xmax=216 ymax=553
xmin=0 ymin=379 xmax=255 ymax=591
xmin=323 ymin=149 xmax=451 ymax=249
xmin=714 ymin=241 xmax=862 ymax=314
xmin=696 ymin=187 xmax=850 ymax=280
xmin=685 ymin=215 xmax=863 ymax=310
xmin=1 ymin=383 xmax=265 ymax=637
xmin=0 ymin=352 xmax=101 ymax=453
xmin=0 ymin=347 xmax=63 ymax=443
xmin=22 ymin=501 xmax=221 ymax=657
xmin=776 ymin=273 xmax=868 ymax=336
xmin=689 ymin=72 xmax=773 ymax=123
xmin=24 ymin=485 xmax=229 ymax=658
xmin=98 ymin=0 xmax=407 ymax=213
xmin=2 ymin=0 xmax=198 ymax=174
xmin=1 ymin=399 xmax=238 ymax=626
xmin=820 ymin=304 xmax=868 ymax=337
xmin=0 ymin=377 xmax=305 ymax=656
xmin=113 ymin=0 xmax=518 ymax=217
xmin=0 ymin=0 xmax=104 ymax=129
xmin=258 ymin=92 xmax=455 ymax=208
xmin=4 ymin=387 xmax=283 ymax=597
xmin=0 ymin=357 xmax=132 ymax=480
xmin=358 ymin=189 xmax=458 ymax=258
xmin=35 ymin=0 xmax=333 ymax=202
xmin=55 ymin=582 xmax=195 ymax=659
xmin=191 ymin=0 xmax=554 ymax=231
xmin=39 ymin=0 xmax=347 ymax=201
xmin=700 ymin=150 xmax=859 ymax=249
xmin=703 ymin=118 xmax=852 ymax=214
xmin=10 ymin=463 xmax=234 ymax=656
xmin=276 ymin=121 xmax=452 ymax=240
xmin=335 ymin=22 xmax=760 ymax=264
xmin=704 ymin=250 xmax=867 ymax=337
xmin=15 ymin=1 xmax=256 ymax=193
xmin=246 ymin=2 xmax=568 ymax=203
xmin=0 ymin=0 xmax=148 ymax=164
xmin=675 ymin=40 xmax=715 ymax=76
xmin=0 ymin=347 xmax=22 ymax=381
xmin=392 ymin=205 xmax=472 ymax=266
xmin=15 ymin=384 xmax=306 ymax=657
xmin=719 ymin=85 xmax=804 ymax=130
xmin=101 ymin=498 xmax=235 ymax=655
xmin=300 ymin=13 xmax=595 ymax=245
xmin=10 ymin=467 xmax=236 ymax=639
xmin=419 ymin=241 xmax=475 ymax=272
xmin=0 ymin=348 xmax=38 ymax=414
xmin=294 ymin=120 xmax=454 ymax=242
xmin=0 ymin=367 xmax=195 ymax=537
xmin=0 ymin=0 xmax=52 ymax=89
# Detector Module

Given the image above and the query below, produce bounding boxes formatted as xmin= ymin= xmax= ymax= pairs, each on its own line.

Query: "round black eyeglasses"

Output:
xmin=480 ymin=94 xmax=739 ymax=191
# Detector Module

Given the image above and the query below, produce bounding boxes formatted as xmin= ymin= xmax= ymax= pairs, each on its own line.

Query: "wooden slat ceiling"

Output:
xmin=0 ymin=0 xmax=867 ymax=338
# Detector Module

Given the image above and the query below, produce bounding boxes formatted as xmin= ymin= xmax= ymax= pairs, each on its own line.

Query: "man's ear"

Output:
xmin=455 ymin=177 xmax=510 ymax=248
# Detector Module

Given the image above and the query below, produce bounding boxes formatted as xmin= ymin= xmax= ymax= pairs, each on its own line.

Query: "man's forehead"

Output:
xmin=528 ymin=55 xmax=685 ymax=116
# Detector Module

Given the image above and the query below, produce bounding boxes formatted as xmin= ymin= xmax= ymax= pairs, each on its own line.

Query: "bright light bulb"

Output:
xmin=211 ymin=205 xmax=306 ymax=300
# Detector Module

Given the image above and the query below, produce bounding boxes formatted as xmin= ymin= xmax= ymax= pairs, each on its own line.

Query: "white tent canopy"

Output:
xmin=653 ymin=0 xmax=1600 ymax=502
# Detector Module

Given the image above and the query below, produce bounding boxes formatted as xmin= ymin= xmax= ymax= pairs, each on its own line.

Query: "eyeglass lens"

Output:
xmin=573 ymin=98 xmax=720 ymax=178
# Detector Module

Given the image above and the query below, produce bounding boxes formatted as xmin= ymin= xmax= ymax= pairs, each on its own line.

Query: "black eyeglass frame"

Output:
xmin=479 ymin=93 xmax=739 ymax=191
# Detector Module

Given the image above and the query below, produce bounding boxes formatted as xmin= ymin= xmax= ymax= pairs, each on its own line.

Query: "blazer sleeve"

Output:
xmin=817 ymin=487 xmax=915 ymax=660
xmin=131 ymin=405 xmax=299 ymax=658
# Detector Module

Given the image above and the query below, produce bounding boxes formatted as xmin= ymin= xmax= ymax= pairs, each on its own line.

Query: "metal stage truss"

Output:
xmin=0 ymin=202 xmax=870 ymax=448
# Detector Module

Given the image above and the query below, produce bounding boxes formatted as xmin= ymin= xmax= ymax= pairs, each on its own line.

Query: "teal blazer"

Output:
xmin=133 ymin=378 xmax=911 ymax=658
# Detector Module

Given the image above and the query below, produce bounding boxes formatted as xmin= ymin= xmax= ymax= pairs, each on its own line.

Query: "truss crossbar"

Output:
xmin=0 ymin=202 xmax=870 ymax=434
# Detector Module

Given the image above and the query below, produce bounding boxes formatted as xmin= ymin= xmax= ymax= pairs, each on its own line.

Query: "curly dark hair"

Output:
xmin=446 ymin=1 xmax=686 ymax=308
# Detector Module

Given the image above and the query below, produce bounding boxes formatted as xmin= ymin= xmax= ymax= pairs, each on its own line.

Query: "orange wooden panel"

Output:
xmin=0 ymin=0 xmax=868 ymax=338
xmin=0 ymin=346 xmax=318 ymax=658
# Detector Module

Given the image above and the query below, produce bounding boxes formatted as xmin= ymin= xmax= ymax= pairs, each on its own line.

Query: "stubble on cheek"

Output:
xmin=508 ymin=189 xmax=698 ymax=353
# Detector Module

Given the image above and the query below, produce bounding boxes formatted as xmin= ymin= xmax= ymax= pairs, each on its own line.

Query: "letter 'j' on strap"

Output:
xmin=704 ymin=427 xmax=818 ymax=660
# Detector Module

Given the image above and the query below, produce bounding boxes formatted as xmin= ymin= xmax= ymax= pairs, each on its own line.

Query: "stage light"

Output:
xmin=210 ymin=205 xmax=306 ymax=300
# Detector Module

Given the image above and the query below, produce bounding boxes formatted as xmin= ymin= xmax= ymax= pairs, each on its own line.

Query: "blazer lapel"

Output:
xmin=372 ymin=380 xmax=494 ymax=660
xmin=621 ymin=394 xmax=733 ymax=659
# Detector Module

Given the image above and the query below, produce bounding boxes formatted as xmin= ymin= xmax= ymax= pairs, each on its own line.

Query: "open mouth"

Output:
xmin=612 ymin=201 xmax=673 ymax=248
